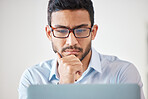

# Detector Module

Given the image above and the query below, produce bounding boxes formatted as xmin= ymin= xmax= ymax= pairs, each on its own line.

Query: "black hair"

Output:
xmin=47 ymin=0 xmax=94 ymax=27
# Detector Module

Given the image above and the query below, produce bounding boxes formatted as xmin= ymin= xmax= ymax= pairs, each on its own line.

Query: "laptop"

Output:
xmin=27 ymin=84 xmax=140 ymax=99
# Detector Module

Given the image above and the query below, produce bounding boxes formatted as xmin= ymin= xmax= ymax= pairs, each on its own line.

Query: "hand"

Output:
xmin=57 ymin=53 xmax=83 ymax=84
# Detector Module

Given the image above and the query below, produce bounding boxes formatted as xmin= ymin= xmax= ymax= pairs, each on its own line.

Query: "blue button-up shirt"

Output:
xmin=18 ymin=48 xmax=145 ymax=99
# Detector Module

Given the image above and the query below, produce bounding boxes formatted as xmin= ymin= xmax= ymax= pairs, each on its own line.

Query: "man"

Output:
xmin=18 ymin=0 xmax=145 ymax=99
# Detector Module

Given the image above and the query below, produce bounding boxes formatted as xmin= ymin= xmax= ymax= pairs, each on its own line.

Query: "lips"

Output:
xmin=63 ymin=49 xmax=81 ymax=55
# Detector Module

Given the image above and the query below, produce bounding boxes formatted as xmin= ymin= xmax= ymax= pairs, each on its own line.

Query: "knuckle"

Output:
xmin=70 ymin=55 xmax=76 ymax=58
xmin=72 ymin=55 xmax=76 ymax=57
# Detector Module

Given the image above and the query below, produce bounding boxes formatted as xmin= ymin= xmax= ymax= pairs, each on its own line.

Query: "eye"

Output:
xmin=55 ymin=29 xmax=68 ymax=33
xmin=76 ymin=29 xmax=87 ymax=33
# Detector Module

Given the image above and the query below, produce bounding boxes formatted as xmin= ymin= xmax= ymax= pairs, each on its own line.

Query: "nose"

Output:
xmin=66 ymin=32 xmax=78 ymax=46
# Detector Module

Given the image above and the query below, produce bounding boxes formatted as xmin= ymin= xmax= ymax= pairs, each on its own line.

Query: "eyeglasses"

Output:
xmin=50 ymin=25 xmax=92 ymax=38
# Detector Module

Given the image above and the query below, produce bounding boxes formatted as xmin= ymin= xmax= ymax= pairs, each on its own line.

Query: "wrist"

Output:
xmin=59 ymin=75 xmax=75 ymax=84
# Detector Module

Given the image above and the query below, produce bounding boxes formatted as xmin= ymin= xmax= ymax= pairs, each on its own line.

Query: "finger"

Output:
xmin=62 ymin=55 xmax=79 ymax=61
xmin=56 ymin=52 xmax=62 ymax=58
xmin=76 ymin=71 xmax=82 ymax=76
xmin=67 ymin=61 xmax=83 ymax=66
xmin=71 ymin=63 xmax=83 ymax=73
xmin=56 ymin=52 xmax=62 ymax=63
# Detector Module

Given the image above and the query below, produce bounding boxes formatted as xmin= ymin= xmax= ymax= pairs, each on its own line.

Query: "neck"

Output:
xmin=81 ymin=49 xmax=92 ymax=72
xmin=75 ymin=49 xmax=92 ymax=81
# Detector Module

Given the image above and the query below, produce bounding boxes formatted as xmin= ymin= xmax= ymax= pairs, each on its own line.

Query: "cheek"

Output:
xmin=78 ymin=38 xmax=91 ymax=50
xmin=52 ymin=38 xmax=65 ymax=50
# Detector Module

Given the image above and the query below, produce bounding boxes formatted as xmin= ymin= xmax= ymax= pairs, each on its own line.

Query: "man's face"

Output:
xmin=46 ymin=10 xmax=97 ymax=61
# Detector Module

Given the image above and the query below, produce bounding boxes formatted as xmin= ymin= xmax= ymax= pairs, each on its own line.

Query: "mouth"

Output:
xmin=63 ymin=49 xmax=81 ymax=55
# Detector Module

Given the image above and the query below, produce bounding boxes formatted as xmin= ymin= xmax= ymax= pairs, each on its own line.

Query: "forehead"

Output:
xmin=51 ymin=10 xmax=91 ymax=28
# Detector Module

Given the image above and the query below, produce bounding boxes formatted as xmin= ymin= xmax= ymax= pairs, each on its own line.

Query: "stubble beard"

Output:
xmin=51 ymin=41 xmax=92 ymax=61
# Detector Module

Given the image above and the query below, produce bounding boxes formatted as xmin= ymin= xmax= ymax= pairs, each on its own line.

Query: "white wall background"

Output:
xmin=0 ymin=0 xmax=148 ymax=99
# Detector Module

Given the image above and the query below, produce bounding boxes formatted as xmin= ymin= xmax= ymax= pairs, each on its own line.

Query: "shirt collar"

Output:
xmin=48 ymin=48 xmax=102 ymax=81
xmin=88 ymin=48 xmax=102 ymax=73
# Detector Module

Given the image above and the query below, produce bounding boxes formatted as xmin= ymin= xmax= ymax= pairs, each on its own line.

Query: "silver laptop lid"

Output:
xmin=27 ymin=84 xmax=140 ymax=99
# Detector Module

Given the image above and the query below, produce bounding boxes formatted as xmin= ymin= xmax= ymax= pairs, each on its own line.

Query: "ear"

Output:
xmin=45 ymin=25 xmax=52 ymax=40
xmin=91 ymin=24 xmax=98 ymax=40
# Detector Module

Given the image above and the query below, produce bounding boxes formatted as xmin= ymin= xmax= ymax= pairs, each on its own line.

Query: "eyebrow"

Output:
xmin=53 ymin=24 xmax=89 ymax=29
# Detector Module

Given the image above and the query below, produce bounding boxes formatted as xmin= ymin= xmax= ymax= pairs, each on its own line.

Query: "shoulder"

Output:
xmin=27 ymin=59 xmax=54 ymax=73
xmin=99 ymin=53 xmax=141 ymax=83
xmin=18 ymin=59 xmax=56 ymax=98
xmin=20 ymin=59 xmax=55 ymax=84
xmin=99 ymin=53 xmax=132 ymax=69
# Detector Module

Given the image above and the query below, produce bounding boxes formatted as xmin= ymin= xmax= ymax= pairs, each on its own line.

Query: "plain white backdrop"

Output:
xmin=0 ymin=0 xmax=148 ymax=99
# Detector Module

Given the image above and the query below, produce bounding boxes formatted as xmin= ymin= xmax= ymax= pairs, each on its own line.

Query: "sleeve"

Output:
xmin=18 ymin=69 xmax=33 ymax=99
xmin=119 ymin=63 xmax=145 ymax=99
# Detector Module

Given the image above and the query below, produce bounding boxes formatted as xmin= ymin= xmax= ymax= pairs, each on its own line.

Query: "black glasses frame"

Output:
xmin=50 ymin=25 xmax=92 ymax=38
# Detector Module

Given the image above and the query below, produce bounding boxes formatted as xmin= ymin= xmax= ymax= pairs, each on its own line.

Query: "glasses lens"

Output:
xmin=75 ymin=28 xmax=90 ymax=37
xmin=54 ymin=28 xmax=69 ymax=37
